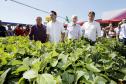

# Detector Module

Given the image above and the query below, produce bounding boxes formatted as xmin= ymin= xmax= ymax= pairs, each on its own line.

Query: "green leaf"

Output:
xmin=0 ymin=71 xmax=4 ymax=75
xmin=36 ymin=73 xmax=56 ymax=84
xmin=0 ymin=57 xmax=7 ymax=65
xmin=75 ymin=70 xmax=89 ymax=84
xmin=0 ymin=68 xmax=11 ymax=84
xmin=22 ymin=57 xmax=31 ymax=66
xmin=110 ymin=80 xmax=117 ymax=84
xmin=109 ymin=52 xmax=117 ymax=59
xmin=18 ymin=77 xmax=25 ymax=84
xmin=94 ymin=76 xmax=107 ymax=84
xmin=50 ymin=59 xmax=58 ymax=67
xmin=35 ymin=41 xmax=42 ymax=50
xmin=12 ymin=65 xmax=29 ymax=74
xmin=62 ymin=72 xmax=75 ymax=84
xmin=10 ymin=60 xmax=22 ymax=65
xmin=18 ymin=49 xmax=25 ymax=55
xmin=123 ymin=76 xmax=126 ymax=80
xmin=52 ymin=50 xmax=59 ymax=57
xmin=86 ymin=63 xmax=101 ymax=73
xmin=32 ymin=61 xmax=41 ymax=71
xmin=55 ymin=75 xmax=62 ymax=84
xmin=120 ymin=68 xmax=126 ymax=74
xmin=23 ymin=70 xmax=38 ymax=80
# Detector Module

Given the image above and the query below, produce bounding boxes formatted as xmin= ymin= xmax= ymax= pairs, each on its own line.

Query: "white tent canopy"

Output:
xmin=102 ymin=9 xmax=126 ymax=20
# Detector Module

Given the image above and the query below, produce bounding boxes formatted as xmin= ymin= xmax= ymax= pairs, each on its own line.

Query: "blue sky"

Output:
xmin=0 ymin=0 xmax=126 ymax=24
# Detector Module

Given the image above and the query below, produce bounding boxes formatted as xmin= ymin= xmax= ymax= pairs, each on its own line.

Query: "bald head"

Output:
xmin=71 ymin=15 xmax=78 ymax=24
xmin=36 ymin=17 xmax=42 ymax=25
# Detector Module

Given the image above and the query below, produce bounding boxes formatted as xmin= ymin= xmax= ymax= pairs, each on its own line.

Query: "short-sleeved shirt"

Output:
xmin=47 ymin=21 xmax=64 ymax=43
xmin=114 ymin=27 xmax=123 ymax=39
xmin=121 ymin=23 xmax=126 ymax=38
xmin=82 ymin=21 xmax=101 ymax=41
xmin=67 ymin=23 xmax=82 ymax=40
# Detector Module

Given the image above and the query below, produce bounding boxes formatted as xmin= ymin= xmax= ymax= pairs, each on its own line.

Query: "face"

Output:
xmin=88 ymin=14 xmax=95 ymax=21
xmin=72 ymin=16 xmax=78 ymax=24
xmin=50 ymin=12 xmax=56 ymax=21
xmin=36 ymin=17 xmax=42 ymax=24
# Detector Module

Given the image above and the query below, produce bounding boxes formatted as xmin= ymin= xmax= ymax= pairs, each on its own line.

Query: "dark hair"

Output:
xmin=88 ymin=11 xmax=95 ymax=16
xmin=51 ymin=11 xmax=57 ymax=16
xmin=18 ymin=24 xmax=23 ymax=27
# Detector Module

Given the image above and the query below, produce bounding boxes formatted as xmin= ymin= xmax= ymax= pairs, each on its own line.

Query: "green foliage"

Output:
xmin=0 ymin=36 xmax=126 ymax=84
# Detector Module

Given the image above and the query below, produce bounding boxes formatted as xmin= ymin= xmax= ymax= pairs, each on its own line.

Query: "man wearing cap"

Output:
xmin=82 ymin=11 xmax=101 ymax=45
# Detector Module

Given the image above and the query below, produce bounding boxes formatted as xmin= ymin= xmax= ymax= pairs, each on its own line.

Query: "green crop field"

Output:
xmin=0 ymin=36 xmax=126 ymax=84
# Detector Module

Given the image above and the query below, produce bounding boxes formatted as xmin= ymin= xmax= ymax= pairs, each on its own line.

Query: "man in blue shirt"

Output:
xmin=29 ymin=17 xmax=47 ymax=43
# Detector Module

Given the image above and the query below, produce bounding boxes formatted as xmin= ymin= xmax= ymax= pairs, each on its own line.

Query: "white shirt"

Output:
xmin=67 ymin=23 xmax=82 ymax=40
xmin=47 ymin=21 xmax=64 ymax=43
xmin=121 ymin=23 xmax=126 ymax=38
xmin=101 ymin=30 xmax=104 ymax=37
xmin=82 ymin=21 xmax=101 ymax=41
xmin=114 ymin=27 xmax=123 ymax=39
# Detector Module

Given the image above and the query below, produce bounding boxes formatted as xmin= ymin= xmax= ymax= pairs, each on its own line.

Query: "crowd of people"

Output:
xmin=0 ymin=21 xmax=31 ymax=37
xmin=0 ymin=10 xmax=126 ymax=45
xmin=100 ymin=19 xmax=126 ymax=45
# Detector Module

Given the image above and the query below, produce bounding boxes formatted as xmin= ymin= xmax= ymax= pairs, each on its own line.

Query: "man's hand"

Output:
xmin=61 ymin=32 xmax=65 ymax=42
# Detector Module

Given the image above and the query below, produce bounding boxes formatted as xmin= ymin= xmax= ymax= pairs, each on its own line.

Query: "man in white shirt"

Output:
xmin=121 ymin=19 xmax=126 ymax=45
xmin=82 ymin=11 xmax=101 ymax=45
xmin=46 ymin=11 xmax=65 ymax=43
xmin=67 ymin=15 xmax=82 ymax=40
xmin=114 ymin=22 xmax=123 ymax=42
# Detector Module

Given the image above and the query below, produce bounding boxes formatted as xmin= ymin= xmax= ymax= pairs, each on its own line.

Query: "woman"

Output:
xmin=24 ymin=25 xmax=30 ymax=36
xmin=14 ymin=24 xmax=24 ymax=36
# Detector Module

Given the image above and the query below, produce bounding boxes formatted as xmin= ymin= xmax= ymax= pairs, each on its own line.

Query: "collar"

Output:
xmin=88 ymin=20 xmax=94 ymax=24
xmin=70 ymin=22 xmax=77 ymax=26
xmin=50 ymin=20 xmax=57 ymax=23
xmin=36 ymin=24 xmax=43 ymax=28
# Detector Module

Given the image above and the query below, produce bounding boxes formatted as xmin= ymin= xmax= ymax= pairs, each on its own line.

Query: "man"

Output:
xmin=46 ymin=11 xmax=65 ymax=43
xmin=0 ymin=20 xmax=7 ymax=37
xmin=82 ymin=11 xmax=101 ymax=45
xmin=120 ymin=19 xmax=126 ymax=45
xmin=115 ymin=22 xmax=123 ymax=42
xmin=29 ymin=17 xmax=47 ymax=43
xmin=7 ymin=25 xmax=14 ymax=36
xmin=67 ymin=15 xmax=82 ymax=40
